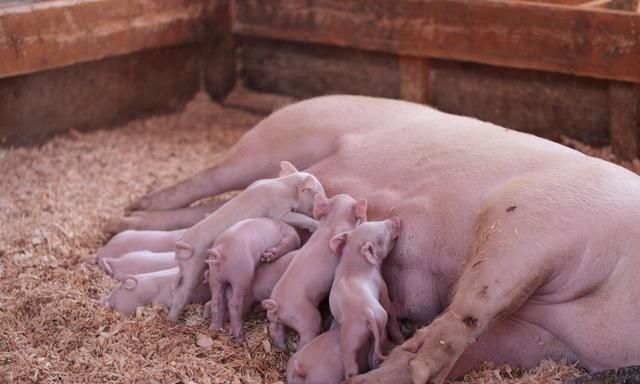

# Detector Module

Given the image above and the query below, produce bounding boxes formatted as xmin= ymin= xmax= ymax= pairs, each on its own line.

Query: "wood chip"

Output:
xmin=262 ymin=339 xmax=271 ymax=354
xmin=196 ymin=334 xmax=214 ymax=349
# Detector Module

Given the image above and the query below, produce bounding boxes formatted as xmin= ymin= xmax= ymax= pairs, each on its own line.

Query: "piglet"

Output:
xmin=168 ymin=161 xmax=324 ymax=322
xmin=94 ymin=228 xmax=186 ymax=271
xmin=103 ymin=251 xmax=177 ymax=281
xmin=206 ymin=218 xmax=301 ymax=342
xmin=203 ymin=250 xmax=298 ymax=322
xmin=328 ymin=218 xmax=404 ymax=378
xmin=287 ymin=326 xmax=369 ymax=384
xmin=95 ymin=267 xmax=209 ymax=314
xmin=262 ymin=194 xmax=367 ymax=350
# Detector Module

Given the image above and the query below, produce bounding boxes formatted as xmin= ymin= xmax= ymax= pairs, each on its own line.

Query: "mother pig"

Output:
xmin=111 ymin=95 xmax=640 ymax=383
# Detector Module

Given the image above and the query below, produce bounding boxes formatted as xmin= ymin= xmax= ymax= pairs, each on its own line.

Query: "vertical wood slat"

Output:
xmin=609 ymin=82 xmax=640 ymax=160
xmin=399 ymin=56 xmax=430 ymax=104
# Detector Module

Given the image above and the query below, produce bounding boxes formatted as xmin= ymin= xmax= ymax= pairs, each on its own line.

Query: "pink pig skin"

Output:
xmin=96 ymin=229 xmax=186 ymax=271
xmin=112 ymin=95 xmax=640 ymax=383
xmin=168 ymin=161 xmax=324 ymax=322
xmin=329 ymin=219 xmax=404 ymax=379
xmin=206 ymin=218 xmax=300 ymax=342
xmin=250 ymin=250 xmax=298 ymax=302
xmin=203 ymin=250 xmax=298 ymax=324
xmin=287 ymin=326 xmax=369 ymax=384
xmin=262 ymin=193 xmax=367 ymax=350
xmin=97 ymin=267 xmax=209 ymax=314
xmin=103 ymin=251 xmax=178 ymax=281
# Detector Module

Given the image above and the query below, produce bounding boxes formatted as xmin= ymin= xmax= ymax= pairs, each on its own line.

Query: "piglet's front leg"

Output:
xmin=379 ymin=283 xmax=404 ymax=345
xmin=281 ymin=211 xmax=319 ymax=233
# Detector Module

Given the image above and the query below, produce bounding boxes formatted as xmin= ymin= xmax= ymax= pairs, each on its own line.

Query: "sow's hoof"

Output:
xmin=565 ymin=366 xmax=640 ymax=384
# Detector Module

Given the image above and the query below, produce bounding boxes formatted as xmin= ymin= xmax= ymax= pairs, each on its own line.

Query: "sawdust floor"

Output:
xmin=1 ymin=92 xmax=638 ymax=383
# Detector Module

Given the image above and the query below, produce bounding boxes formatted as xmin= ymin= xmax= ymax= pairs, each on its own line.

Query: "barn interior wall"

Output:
xmin=0 ymin=0 xmax=638 ymax=160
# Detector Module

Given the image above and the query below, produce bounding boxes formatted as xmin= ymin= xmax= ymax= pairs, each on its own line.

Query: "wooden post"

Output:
xmin=609 ymin=82 xmax=640 ymax=161
xmin=399 ymin=56 xmax=430 ymax=104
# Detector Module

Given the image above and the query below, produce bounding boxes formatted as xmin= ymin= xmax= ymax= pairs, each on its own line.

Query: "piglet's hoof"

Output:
xmin=232 ymin=331 xmax=245 ymax=345
xmin=346 ymin=345 xmax=413 ymax=384
xmin=81 ymin=254 xmax=99 ymax=271
xmin=260 ymin=248 xmax=278 ymax=263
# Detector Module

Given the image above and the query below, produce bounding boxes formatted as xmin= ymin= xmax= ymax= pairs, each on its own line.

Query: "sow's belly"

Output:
xmin=313 ymin=166 xmax=473 ymax=323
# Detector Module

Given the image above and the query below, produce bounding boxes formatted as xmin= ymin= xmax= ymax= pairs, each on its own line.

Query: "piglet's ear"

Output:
xmin=330 ymin=232 xmax=349 ymax=256
xmin=390 ymin=217 xmax=402 ymax=237
xmin=313 ymin=194 xmax=330 ymax=220
xmin=354 ymin=199 xmax=368 ymax=224
xmin=202 ymin=270 xmax=209 ymax=284
xmin=294 ymin=360 xmax=307 ymax=378
xmin=361 ymin=241 xmax=378 ymax=266
xmin=301 ymin=175 xmax=317 ymax=193
xmin=123 ymin=276 xmax=138 ymax=290
xmin=279 ymin=161 xmax=298 ymax=177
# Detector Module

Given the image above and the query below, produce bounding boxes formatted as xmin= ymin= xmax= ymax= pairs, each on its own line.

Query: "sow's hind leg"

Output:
xmin=104 ymin=198 xmax=229 ymax=234
xmin=125 ymin=98 xmax=347 ymax=214
xmin=351 ymin=190 xmax=575 ymax=384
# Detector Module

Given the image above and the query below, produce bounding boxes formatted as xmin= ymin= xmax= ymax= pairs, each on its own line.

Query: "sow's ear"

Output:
xmin=123 ymin=276 xmax=138 ymax=290
xmin=330 ymin=232 xmax=349 ymax=256
xmin=279 ymin=161 xmax=298 ymax=177
xmin=313 ymin=194 xmax=331 ymax=220
xmin=354 ymin=199 xmax=368 ymax=224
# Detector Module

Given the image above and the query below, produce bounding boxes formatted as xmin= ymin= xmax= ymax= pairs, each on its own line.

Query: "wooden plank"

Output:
xmin=609 ymin=82 xmax=640 ymax=160
xmin=521 ymin=0 xmax=591 ymax=5
xmin=607 ymin=0 xmax=639 ymax=10
xmin=233 ymin=0 xmax=640 ymax=83
xmin=580 ymin=0 xmax=614 ymax=7
xmin=0 ymin=44 xmax=200 ymax=146
xmin=0 ymin=0 xmax=226 ymax=79
xmin=399 ymin=56 xmax=430 ymax=104
xmin=581 ymin=0 xmax=639 ymax=9
xmin=240 ymin=37 xmax=399 ymax=99
xmin=223 ymin=84 xmax=297 ymax=115
xmin=428 ymin=60 xmax=610 ymax=145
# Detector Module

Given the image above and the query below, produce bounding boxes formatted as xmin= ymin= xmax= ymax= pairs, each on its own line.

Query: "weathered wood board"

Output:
xmin=0 ymin=45 xmax=200 ymax=146
xmin=240 ymin=39 xmax=612 ymax=145
xmin=0 ymin=0 xmax=227 ymax=78
xmin=0 ymin=0 xmax=236 ymax=147
xmin=429 ymin=60 xmax=611 ymax=145
xmin=240 ymin=37 xmax=400 ymax=99
xmin=234 ymin=0 xmax=640 ymax=83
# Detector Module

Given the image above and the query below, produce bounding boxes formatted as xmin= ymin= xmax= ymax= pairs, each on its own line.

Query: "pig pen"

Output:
xmin=2 ymin=0 xmax=640 ymax=382
xmin=2 ymin=89 xmax=640 ymax=383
